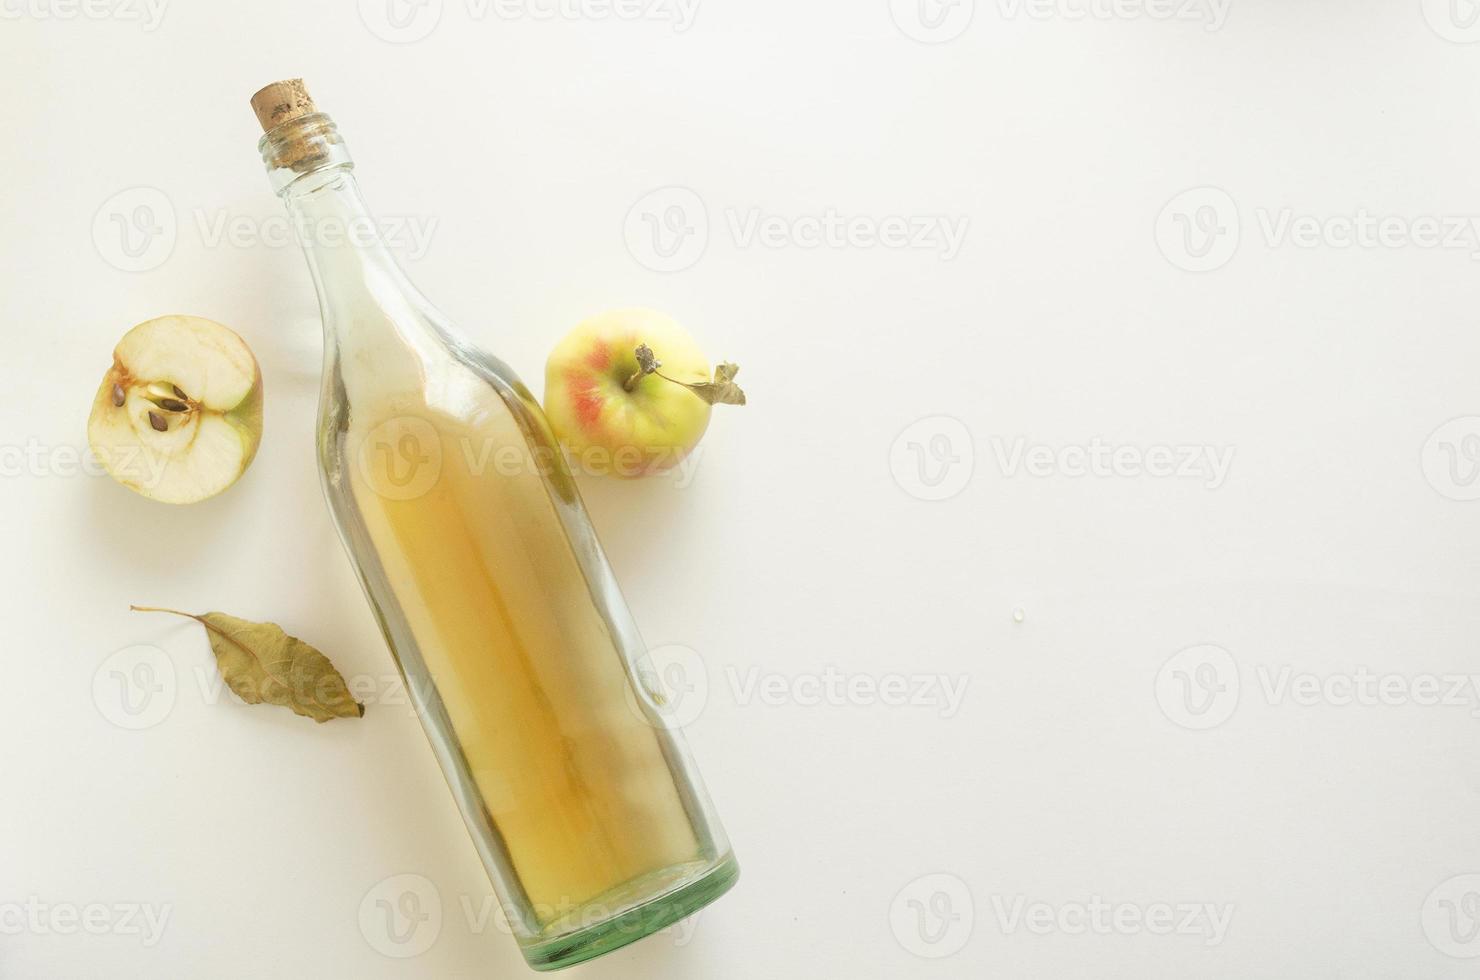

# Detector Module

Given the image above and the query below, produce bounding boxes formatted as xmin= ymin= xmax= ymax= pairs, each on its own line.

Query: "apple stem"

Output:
xmin=622 ymin=343 xmax=748 ymax=406
xmin=623 ymin=343 xmax=663 ymax=392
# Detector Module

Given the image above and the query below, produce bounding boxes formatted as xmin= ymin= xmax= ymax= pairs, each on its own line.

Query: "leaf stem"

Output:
xmin=132 ymin=605 xmax=294 ymax=703
xmin=130 ymin=605 xmax=199 ymax=620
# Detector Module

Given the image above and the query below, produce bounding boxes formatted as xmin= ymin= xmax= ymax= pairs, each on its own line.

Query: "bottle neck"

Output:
xmin=260 ymin=113 xmax=434 ymax=353
xmin=261 ymin=113 xmax=401 ymax=287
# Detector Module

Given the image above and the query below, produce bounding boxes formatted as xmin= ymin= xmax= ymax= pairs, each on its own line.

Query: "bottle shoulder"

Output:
xmin=314 ymin=327 xmax=578 ymax=505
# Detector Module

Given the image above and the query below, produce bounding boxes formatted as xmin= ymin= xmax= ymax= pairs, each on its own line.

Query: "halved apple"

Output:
xmin=87 ymin=315 xmax=263 ymax=504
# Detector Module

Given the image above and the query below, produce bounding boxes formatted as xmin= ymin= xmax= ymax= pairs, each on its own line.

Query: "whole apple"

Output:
xmin=543 ymin=309 xmax=744 ymax=478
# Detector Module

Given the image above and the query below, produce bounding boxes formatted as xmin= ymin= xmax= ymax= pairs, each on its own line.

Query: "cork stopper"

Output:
xmin=250 ymin=79 xmax=317 ymax=133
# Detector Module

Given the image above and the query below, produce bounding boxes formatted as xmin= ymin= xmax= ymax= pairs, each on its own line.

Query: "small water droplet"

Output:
xmin=1012 ymin=607 xmax=1025 ymax=624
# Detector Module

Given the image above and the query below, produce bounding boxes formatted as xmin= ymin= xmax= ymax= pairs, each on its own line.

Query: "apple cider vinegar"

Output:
xmin=348 ymin=400 xmax=708 ymax=910
xmin=251 ymin=80 xmax=737 ymax=970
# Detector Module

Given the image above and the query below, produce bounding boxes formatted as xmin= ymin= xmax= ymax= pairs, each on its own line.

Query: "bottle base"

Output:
xmin=521 ymin=853 xmax=740 ymax=971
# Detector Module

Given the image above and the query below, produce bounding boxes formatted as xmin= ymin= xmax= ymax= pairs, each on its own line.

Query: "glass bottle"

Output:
xmin=250 ymin=80 xmax=738 ymax=971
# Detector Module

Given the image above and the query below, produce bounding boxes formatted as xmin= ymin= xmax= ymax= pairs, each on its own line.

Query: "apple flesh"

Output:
xmin=544 ymin=309 xmax=718 ymax=477
xmin=87 ymin=315 xmax=263 ymax=504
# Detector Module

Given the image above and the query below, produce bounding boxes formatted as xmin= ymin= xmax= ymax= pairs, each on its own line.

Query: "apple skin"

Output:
xmin=543 ymin=309 xmax=712 ymax=477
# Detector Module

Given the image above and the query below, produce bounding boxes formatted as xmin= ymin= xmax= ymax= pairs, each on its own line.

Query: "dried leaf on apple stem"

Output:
xmin=686 ymin=362 xmax=747 ymax=405
xmin=131 ymin=606 xmax=364 ymax=723
xmin=629 ymin=345 xmax=748 ymax=406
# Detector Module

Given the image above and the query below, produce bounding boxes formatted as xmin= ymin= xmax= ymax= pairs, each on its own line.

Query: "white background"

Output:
xmin=5 ymin=0 xmax=1480 ymax=976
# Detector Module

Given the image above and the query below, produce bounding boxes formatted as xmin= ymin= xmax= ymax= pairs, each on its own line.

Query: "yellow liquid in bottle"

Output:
xmin=347 ymin=384 xmax=703 ymax=923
